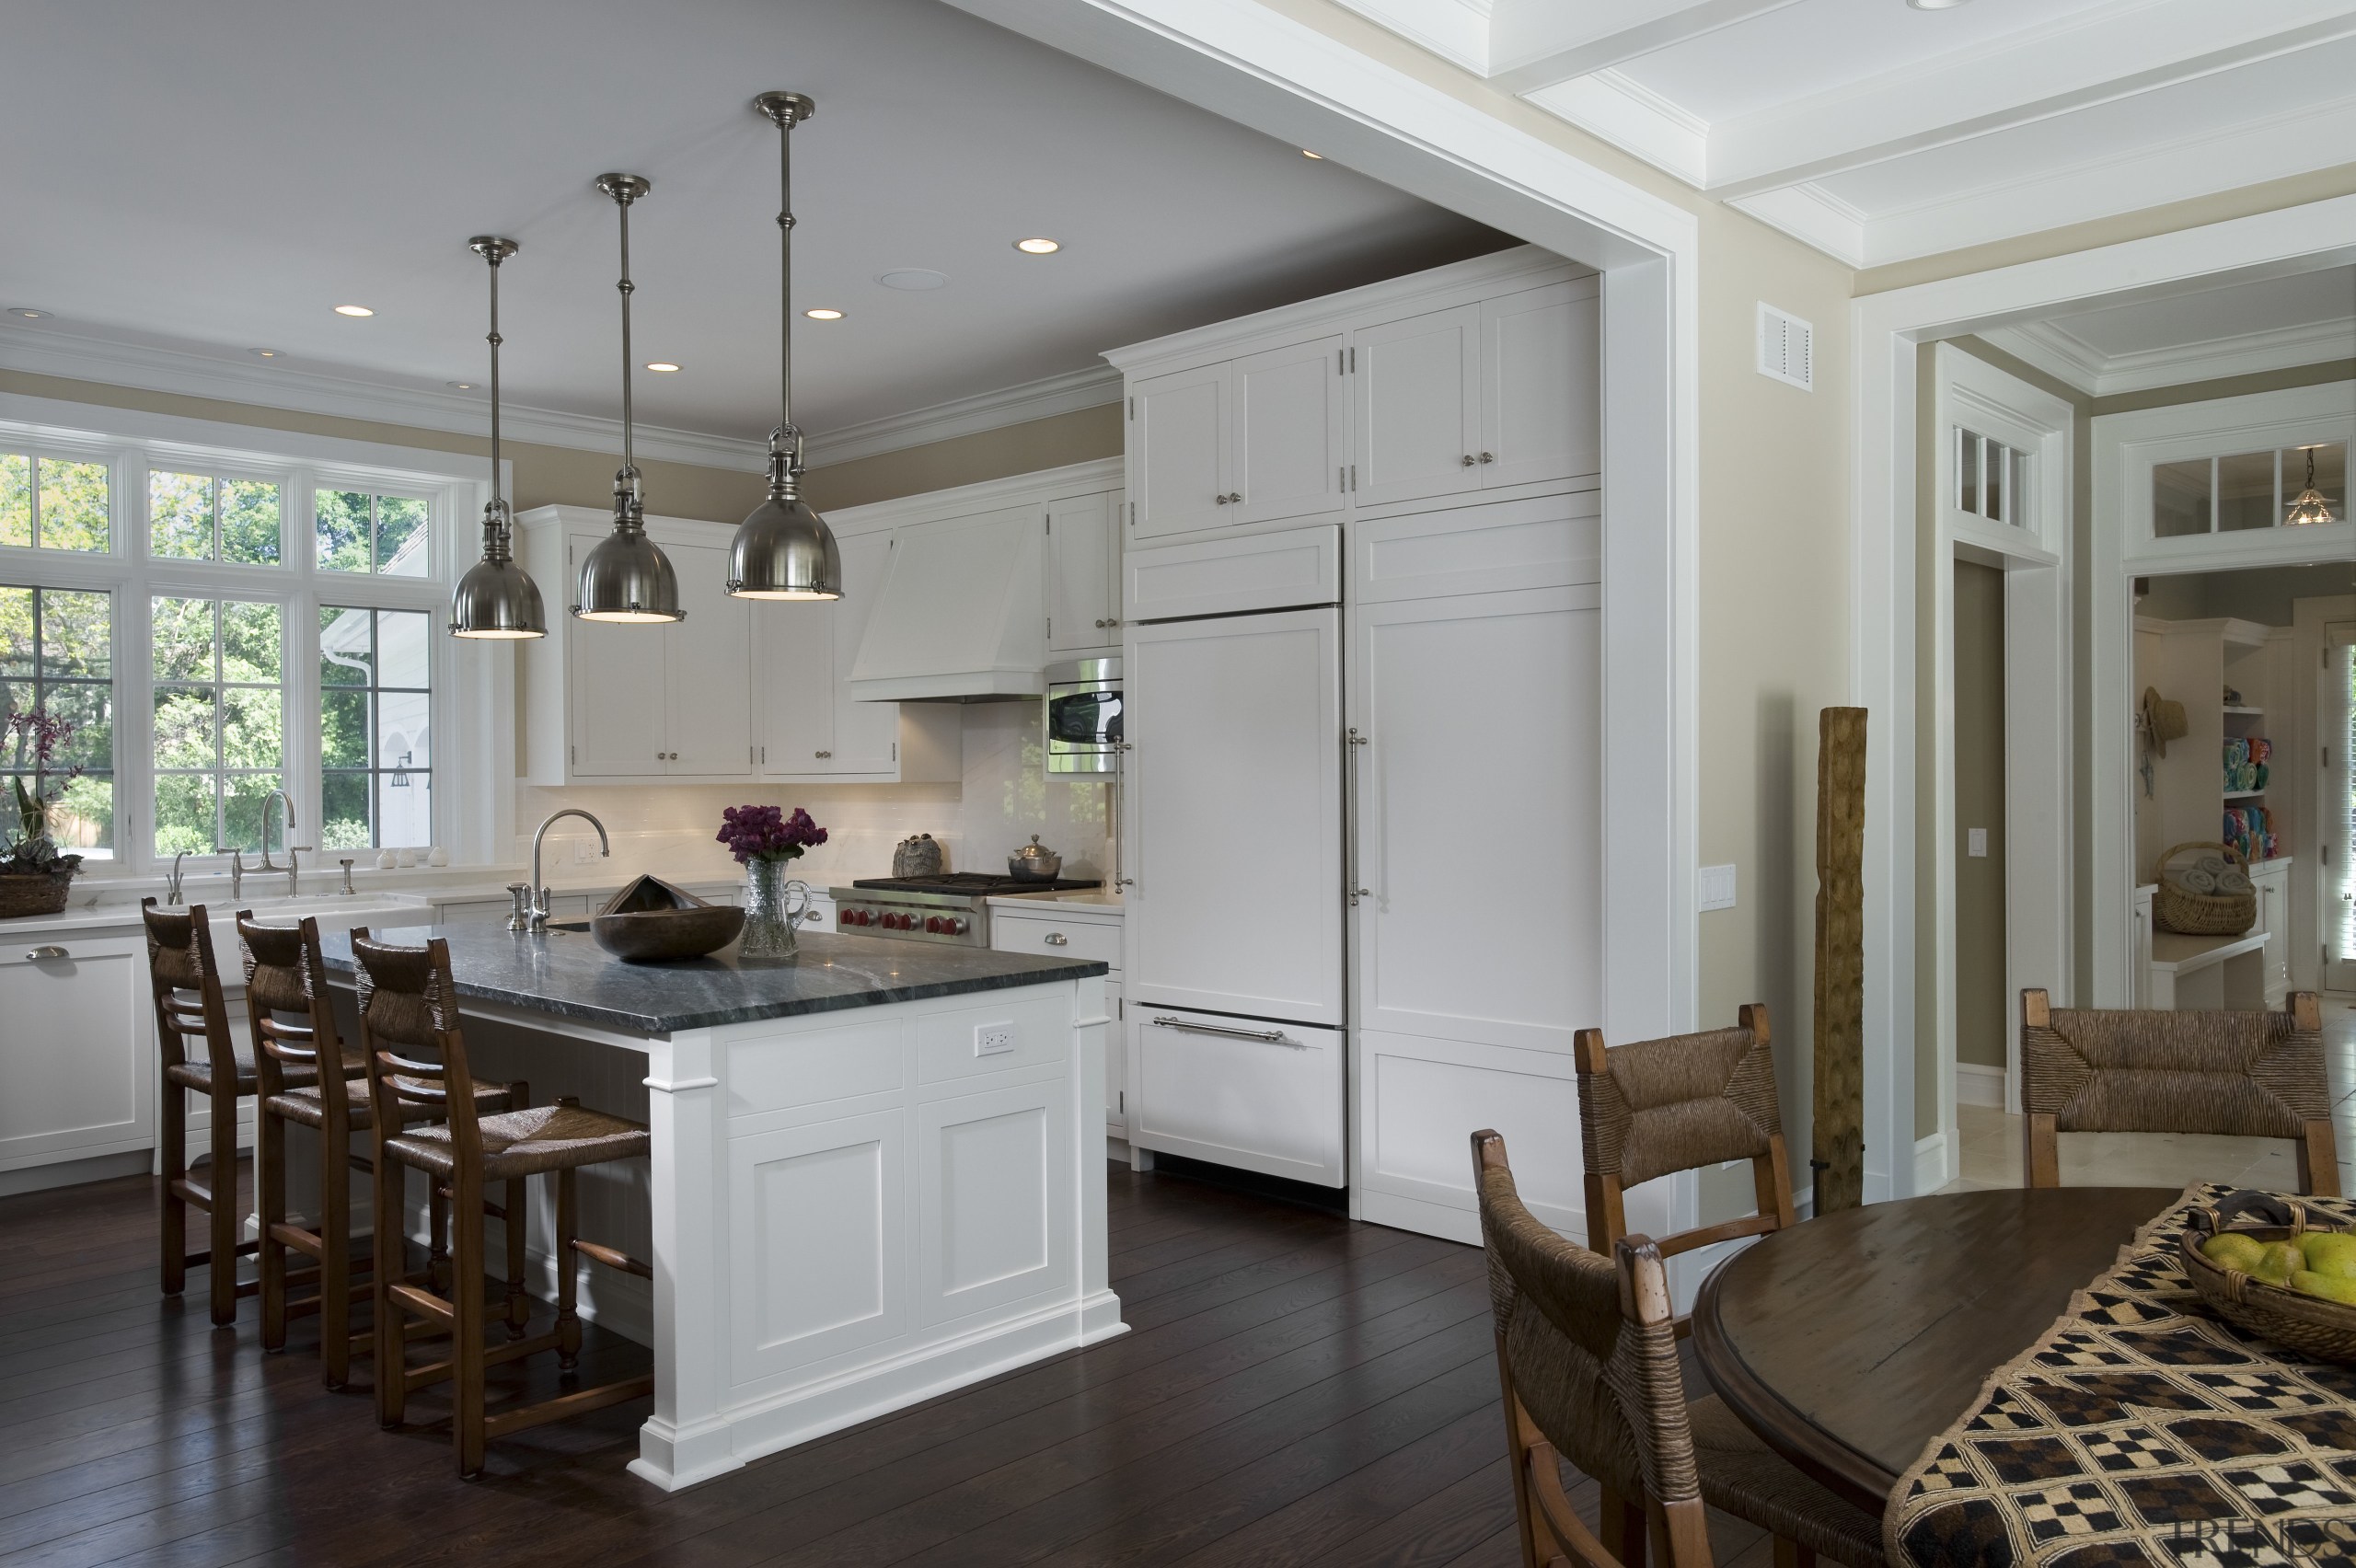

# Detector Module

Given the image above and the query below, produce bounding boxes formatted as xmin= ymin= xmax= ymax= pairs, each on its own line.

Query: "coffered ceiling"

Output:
xmin=0 ymin=0 xmax=1505 ymax=462
xmin=1331 ymin=0 xmax=2356 ymax=267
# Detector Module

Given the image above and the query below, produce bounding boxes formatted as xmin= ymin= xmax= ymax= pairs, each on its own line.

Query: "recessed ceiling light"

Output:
xmin=7 ymin=307 xmax=51 ymax=320
xmin=251 ymin=348 xmax=282 ymax=359
xmin=1300 ymin=149 xmax=1323 ymax=159
xmin=333 ymin=304 xmax=374 ymax=317
xmin=804 ymin=307 xmax=845 ymax=320
xmin=876 ymin=269 xmax=949 ymax=291
xmin=446 ymin=379 xmax=477 ymax=390
xmin=1014 ymin=237 xmax=1060 ymax=255
xmin=644 ymin=362 xmax=681 ymax=373
xmin=1905 ymin=0 xmax=1973 ymax=9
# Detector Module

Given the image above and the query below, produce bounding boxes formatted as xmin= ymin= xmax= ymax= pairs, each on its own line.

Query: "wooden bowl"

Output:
xmin=2179 ymin=1202 xmax=2356 ymax=1365
xmin=589 ymin=874 xmax=745 ymax=963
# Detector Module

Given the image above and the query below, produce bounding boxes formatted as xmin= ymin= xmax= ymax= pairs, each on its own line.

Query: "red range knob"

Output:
xmin=857 ymin=910 xmax=872 ymax=926
xmin=923 ymin=917 xmax=941 ymax=933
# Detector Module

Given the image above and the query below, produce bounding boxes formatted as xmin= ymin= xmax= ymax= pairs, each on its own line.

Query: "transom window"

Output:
xmin=1955 ymin=427 xmax=2033 ymax=531
xmin=0 ymin=423 xmax=463 ymax=871
xmin=2154 ymin=442 xmax=2347 ymax=538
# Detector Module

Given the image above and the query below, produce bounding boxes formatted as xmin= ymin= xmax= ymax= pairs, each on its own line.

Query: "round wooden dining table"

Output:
xmin=1691 ymin=1185 xmax=2180 ymax=1516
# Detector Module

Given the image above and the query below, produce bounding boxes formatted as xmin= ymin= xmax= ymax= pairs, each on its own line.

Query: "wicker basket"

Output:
xmin=0 ymin=872 xmax=73 ymax=919
xmin=2152 ymin=840 xmax=2257 ymax=936
xmin=2179 ymin=1204 xmax=2356 ymax=1365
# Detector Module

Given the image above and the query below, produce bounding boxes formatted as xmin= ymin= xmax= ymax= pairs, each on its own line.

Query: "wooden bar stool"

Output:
xmin=352 ymin=929 xmax=655 ymax=1479
xmin=145 ymin=897 xmax=337 ymax=1325
xmin=238 ymin=912 xmax=527 ymax=1387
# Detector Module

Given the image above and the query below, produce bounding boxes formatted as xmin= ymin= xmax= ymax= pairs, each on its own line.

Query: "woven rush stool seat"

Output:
xmin=164 ymin=1042 xmax=347 ymax=1094
xmin=240 ymin=913 xmax=527 ymax=1388
xmin=353 ymin=928 xmax=654 ymax=1479
xmin=384 ymin=1101 xmax=651 ymax=1182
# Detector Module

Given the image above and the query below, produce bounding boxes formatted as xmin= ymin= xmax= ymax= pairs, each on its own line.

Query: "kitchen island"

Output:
xmin=317 ymin=923 xmax=1121 ymax=1492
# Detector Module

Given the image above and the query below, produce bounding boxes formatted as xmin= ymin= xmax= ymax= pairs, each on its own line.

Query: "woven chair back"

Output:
xmin=141 ymin=899 xmax=234 ymax=1082
xmin=1461 ymin=1130 xmax=1705 ymax=1553
xmin=351 ymin=930 xmax=484 ymax=1171
xmin=236 ymin=914 xmax=341 ymax=1111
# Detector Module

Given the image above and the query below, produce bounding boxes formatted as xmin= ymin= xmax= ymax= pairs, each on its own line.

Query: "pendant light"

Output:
xmin=448 ymin=236 xmax=548 ymax=640
xmin=2283 ymin=444 xmax=2339 ymax=526
xmin=573 ymin=173 xmax=684 ymax=624
xmin=726 ymin=92 xmax=841 ymax=601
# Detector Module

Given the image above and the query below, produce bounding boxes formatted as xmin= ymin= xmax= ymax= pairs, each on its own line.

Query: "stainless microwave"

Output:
xmin=1044 ymin=657 xmax=1121 ymax=776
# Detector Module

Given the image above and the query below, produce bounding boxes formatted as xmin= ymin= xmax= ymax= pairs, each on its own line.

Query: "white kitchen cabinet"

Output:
xmin=1350 ymin=304 xmax=1481 ymax=509
xmin=1104 ymin=978 xmax=1125 ymax=1140
xmin=1348 ymin=581 xmax=1601 ymax=1241
xmin=518 ymin=509 xmax=754 ymax=786
xmin=989 ymin=904 xmax=1125 ymax=1138
xmin=0 ymin=935 xmax=151 ymax=1174
xmin=1232 ymin=336 xmax=1348 ymax=528
xmin=2251 ymin=857 xmax=2292 ymax=1006
xmin=1129 ymin=363 xmax=1228 ymax=540
xmin=749 ymin=529 xmax=960 ymax=784
xmin=1045 ymin=490 xmax=1122 ymax=655
xmin=1130 ymin=1004 xmax=1345 ymax=1187
xmin=1479 ymin=280 xmax=1600 ymax=493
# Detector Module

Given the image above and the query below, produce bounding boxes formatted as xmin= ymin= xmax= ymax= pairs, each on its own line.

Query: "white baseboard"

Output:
xmin=0 ymin=1149 xmax=153 ymax=1196
xmin=1914 ymin=1131 xmax=1958 ymax=1193
xmin=1957 ymin=1063 xmax=2009 ymax=1108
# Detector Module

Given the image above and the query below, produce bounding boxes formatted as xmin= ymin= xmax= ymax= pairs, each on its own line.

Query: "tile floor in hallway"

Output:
xmin=1938 ymin=994 xmax=2356 ymax=1193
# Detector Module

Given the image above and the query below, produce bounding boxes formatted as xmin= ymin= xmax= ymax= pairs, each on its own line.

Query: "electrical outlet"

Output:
xmin=975 ymin=1022 xmax=1016 ymax=1057
xmin=1967 ymin=827 xmax=1988 ymax=859
xmin=572 ymin=836 xmax=600 ymax=865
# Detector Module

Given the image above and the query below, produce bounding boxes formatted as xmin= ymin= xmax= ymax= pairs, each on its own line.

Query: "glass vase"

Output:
xmin=738 ymin=858 xmax=810 ymax=959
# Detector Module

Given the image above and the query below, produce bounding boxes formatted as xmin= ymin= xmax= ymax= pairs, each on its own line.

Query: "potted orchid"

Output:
xmin=716 ymin=804 xmax=826 ymax=957
xmin=3 ymin=708 xmax=87 ymax=919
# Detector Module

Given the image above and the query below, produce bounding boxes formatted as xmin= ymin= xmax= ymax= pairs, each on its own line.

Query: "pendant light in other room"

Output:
xmin=727 ymin=91 xmax=841 ymax=601
xmin=2284 ymin=444 xmax=2339 ymax=526
xmin=448 ymin=236 xmax=548 ymax=639
xmin=573 ymin=173 xmax=683 ymax=624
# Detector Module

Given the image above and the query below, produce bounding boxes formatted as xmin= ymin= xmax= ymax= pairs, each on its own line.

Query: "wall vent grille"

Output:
xmin=1758 ymin=303 xmax=1814 ymax=391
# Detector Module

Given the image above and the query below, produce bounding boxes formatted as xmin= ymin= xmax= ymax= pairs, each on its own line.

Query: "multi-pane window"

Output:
xmin=317 ymin=490 xmax=428 ymax=578
xmin=151 ymin=596 xmax=284 ymax=856
xmin=318 ymin=606 xmax=432 ymax=850
xmin=1 ymin=451 xmax=111 ymax=552
xmin=2154 ymin=442 xmax=2347 ymax=538
xmin=0 ymin=585 xmax=115 ymax=858
xmin=1956 ymin=427 xmax=2032 ymax=530
xmin=149 ymin=471 xmax=283 ymax=565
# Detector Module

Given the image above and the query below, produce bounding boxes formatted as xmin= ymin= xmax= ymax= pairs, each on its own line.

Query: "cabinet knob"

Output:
xmin=1477 ymin=452 xmax=1495 ymax=464
xmin=1228 ymin=492 xmax=1243 ymax=504
xmin=816 ymin=750 xmax=831 ymax=758
xmin=1045 ymin=932 xmax=1068 ymax=946
xmin=1213 ymin=493 xmax=1229 ymax=505
xmin=1461 ymin=454 xmax=1477 ymax=467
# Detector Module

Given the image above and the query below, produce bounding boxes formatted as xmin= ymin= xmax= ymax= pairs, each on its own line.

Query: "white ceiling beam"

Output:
xmin=1705 ymin=0 xmax=2356 ymax=199
xmin=1486 ymin=0 xmax=1806 ymax=94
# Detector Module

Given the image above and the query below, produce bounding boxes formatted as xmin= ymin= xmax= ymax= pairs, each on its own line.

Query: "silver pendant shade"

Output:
xmin=727 ymin=91 xmax=841 ymax=601
xmin=447 ymin=236 xmax=548 ymax=640
xmin=574 ymin=173 xmax=685 ymax=624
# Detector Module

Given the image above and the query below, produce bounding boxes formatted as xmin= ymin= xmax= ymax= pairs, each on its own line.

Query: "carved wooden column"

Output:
xmin=1812 ymin=707 xmax=1867 ymax=1215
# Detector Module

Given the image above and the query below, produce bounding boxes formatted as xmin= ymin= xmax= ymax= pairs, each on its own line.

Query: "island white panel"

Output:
xmin=917 ymin=992 xmax=1072 ymax=1086
xmin=726 ymin=1015 xmax=906 ymax=1119
xmin=731 ymin=1109 xmax=907 ymax=1385
xmin=920 ymin=1082 xmax=1071 ymax=1328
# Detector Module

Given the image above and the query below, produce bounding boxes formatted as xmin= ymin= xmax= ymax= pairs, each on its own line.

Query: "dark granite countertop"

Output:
xmin=317 ymin=926 xmax=1107 ymax=1035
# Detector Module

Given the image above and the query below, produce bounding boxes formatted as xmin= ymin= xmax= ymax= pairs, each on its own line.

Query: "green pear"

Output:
xmin=2204 ymin=1232 xmax=2269 ymax=1273
xmin=2255 ymin=1241 xmax=2303 ymax=1284
xmin=2295 ymin=1230 xmax=2356 ymax=1278
xmin=2292 ymin=1269 xmax=2356 ymax=1306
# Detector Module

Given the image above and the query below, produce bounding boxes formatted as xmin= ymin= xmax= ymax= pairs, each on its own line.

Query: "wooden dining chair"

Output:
xmin=352 ymin=929 xmax=654 ymax=1479
xmin=2020 ymin=988 xmax=2338 ymax=1193
xmin=1574 ymin=1004 xmax=1797 ymax=1286
xmin=1472 ymin=1131 xmax=1885 ymax=1568
xmin=145 ymin=898 xmax=324 ymax=1325
xmin=239 ymin=912 xmax=526 ymax=1387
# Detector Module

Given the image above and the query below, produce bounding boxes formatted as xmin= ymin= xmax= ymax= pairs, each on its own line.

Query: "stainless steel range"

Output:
xmin=828 ymin=872 xmax=1103 ymax=946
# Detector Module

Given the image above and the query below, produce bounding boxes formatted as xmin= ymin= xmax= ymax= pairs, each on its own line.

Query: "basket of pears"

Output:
xmin=2182 ymin=1192 xmax=2356 ymax=1364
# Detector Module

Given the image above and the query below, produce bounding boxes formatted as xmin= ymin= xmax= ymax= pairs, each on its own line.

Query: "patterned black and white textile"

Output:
xmin=1886 ymin=1184 xmax=2356 ymax=1568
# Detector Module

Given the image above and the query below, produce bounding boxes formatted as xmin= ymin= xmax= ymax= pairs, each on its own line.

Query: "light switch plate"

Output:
xmin=975 ymin=1022 xmax=1016 ymax=1056
xmin=572 ymin=836 xmax=600 ymax=864
xmin=1698 ymin=864 xmax=1737 ymax=912
xmin=1967 ymin=827 xmax=1988 ymax=859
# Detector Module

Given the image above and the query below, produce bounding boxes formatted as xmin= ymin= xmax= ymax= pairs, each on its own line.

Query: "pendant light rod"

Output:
xmin=756 ymin=92 xmax=814 ymax=468
xmin=448 ymin=235 xmax=546 ymax=639
xmin=471 ymin=236 xmax=515 ymax=522
xmin=596 ymin=173 xmax=651 ymax=484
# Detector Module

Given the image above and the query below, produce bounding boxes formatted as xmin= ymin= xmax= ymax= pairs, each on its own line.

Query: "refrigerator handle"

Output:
xmin=1149 ymin=1015 xmax=1304 ymax=1047
xmin=1345 ymin=727 xmax=1371 ymax=906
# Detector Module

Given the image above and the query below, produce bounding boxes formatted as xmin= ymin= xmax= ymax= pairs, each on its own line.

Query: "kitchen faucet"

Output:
xmin=526 ymin=809 xmax=609 ymax=930
xmin=165 ymin=849 xmax=190 ymax=906
xmin=253 ymin=789 xmax=313 ymax=896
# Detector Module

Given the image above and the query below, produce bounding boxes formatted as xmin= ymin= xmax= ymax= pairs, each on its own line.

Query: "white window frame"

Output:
xmin=0 ymin=393 xmax=513 ymax=876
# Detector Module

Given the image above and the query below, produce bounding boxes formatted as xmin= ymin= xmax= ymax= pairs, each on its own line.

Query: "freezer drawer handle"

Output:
xmin=1149 ymin=1015 xmax=1300 ymax=1046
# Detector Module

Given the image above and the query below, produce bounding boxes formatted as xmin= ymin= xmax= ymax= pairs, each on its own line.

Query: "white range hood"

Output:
xmin=848 ymin=503 xmax=1046 ymax=701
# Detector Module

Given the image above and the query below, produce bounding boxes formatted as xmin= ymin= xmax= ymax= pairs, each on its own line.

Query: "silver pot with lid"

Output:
xmin=1008 ymin=835 xmax=1062 ymax=882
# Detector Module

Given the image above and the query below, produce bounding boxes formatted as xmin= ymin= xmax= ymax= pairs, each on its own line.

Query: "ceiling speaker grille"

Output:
xmin=1758 ymin=303 xmax=1813 ymax=391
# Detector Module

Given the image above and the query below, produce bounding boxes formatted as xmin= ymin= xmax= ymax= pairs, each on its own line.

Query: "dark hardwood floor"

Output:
xmin=0 ymin=1160 xmax=1780 ymax=1568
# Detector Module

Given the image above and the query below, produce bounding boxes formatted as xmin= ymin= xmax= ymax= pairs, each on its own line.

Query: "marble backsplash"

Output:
xmin=513 ymin=702 xmax=1115 ymax=891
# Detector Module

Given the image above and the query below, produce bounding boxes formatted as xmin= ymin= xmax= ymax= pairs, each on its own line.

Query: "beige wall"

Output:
xmin=803 ymin=406 xmax=1121 ymax=512
xmin=1952 ymin=561 xmax=2007 ymax=1072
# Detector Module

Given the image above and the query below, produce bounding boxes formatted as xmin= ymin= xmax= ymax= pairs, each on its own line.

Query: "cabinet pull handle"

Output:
xmin=1345 ymin=727 xmax=1371 ymax=906
xmin=24 ymin=945 xmax=68 ymax=961
xmin=1045 ymin=932 xmax=1068 ymax=946
xmin=1149 ymin=1015 xmax=1298 ymax=1046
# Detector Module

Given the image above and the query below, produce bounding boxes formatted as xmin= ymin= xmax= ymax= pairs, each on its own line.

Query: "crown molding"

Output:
xmin=800 ymin=364 xmax=1124 ymax=468
xmin=0 ymin=323 xmax=767 ymax=472
xmin=1982 ymin=313 xmax=2356 ymax=398
xmin=1727 ymin=184 xmax=1865 ymax=269
xmin=1524 ymin=70 xmax=1708 ymax=189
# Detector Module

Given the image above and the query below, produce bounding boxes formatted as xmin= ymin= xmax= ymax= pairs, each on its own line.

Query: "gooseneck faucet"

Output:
xmin=527 ymin=809 xmax=609 ymax=930
xmin=253 ymin=789 xmax=312 ymax=896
